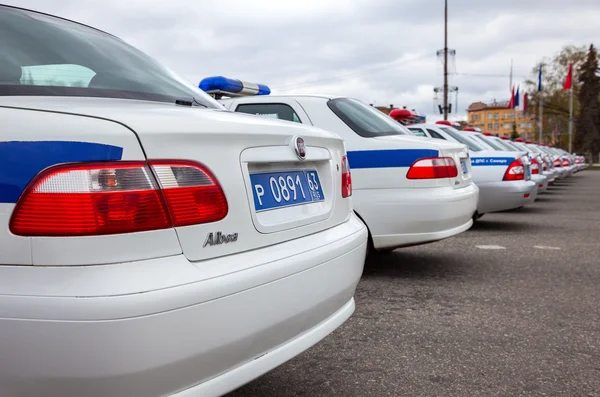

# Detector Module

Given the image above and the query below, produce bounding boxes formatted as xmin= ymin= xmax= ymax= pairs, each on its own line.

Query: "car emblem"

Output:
xmin=293 ymin=136 xmax=306 ymax=160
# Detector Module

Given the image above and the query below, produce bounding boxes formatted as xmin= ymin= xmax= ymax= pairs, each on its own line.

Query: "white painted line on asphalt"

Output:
xmin=476 ymin=245 xmax=506 ymax=250
xmin=533 ymin=245 xmax=561 ymax=250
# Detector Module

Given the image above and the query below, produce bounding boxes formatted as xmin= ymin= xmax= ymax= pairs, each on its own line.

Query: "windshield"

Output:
xmin=440 ymin=127 xmax=484 ymax=151
xmin=0 ymin=6 xmax=221 ymax=107
xmin=327 ymin=98 xmax=409 ymax=137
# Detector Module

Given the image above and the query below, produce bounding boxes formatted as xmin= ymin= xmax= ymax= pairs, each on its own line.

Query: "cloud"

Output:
xmin=4 ymin=0 xmax=599 ymax=121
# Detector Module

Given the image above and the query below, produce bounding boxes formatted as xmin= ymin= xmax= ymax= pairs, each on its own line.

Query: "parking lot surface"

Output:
xmin=229 ymin=171 xmax=600 ymax=397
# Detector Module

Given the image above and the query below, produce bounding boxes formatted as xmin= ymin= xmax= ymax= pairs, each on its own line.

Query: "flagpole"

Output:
xmin=538 ymin=64 xmax=543 ymax=144
xmin=538 ymin=95 xmax=543 ymax=143
xmin=568 ymin=85 xmax=574 ymax=153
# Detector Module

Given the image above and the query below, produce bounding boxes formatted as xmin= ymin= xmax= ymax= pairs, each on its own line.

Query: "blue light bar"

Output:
xmin=199 ymin=76 xmax=271 ymax=97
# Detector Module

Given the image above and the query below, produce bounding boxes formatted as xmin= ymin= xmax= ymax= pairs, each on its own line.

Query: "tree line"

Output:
xmin=525 ymin=44 xmax=599 ymax=157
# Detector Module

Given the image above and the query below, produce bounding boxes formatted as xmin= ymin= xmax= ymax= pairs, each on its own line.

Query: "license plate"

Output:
xmin=460 ymin=160 xmax=468 ymax=174
xmin=250 ymin=170 xmax=325 ymax=212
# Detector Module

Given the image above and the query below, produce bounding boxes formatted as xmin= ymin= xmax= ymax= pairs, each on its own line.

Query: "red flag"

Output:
xmin=507 ymin=85 xmax=515 ymax=108
xmin=563 ymin=63 xmax=573 ymax=90
xmin=523 ymin=92 xmax=528 ymax=113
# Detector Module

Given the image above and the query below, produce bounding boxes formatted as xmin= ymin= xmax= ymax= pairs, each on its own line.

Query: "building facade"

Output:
xmin=467 ymin=100 xmax=536 ymax=139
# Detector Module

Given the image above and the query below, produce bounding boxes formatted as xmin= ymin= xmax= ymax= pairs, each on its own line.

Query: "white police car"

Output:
xmin=0 ymin=6 xmax=368 ymax=396
xmin=207 ymin=79 xmax=479 ymax=251
xmin=407 ymin=123 xmax=537 ymax=217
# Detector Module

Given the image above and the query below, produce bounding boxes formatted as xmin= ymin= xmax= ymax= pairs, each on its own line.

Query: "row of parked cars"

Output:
xmin=0 ymin=6 xmax=588 ymax=396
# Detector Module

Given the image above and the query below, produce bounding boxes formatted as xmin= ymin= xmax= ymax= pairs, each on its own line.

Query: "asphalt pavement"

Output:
xmin=228 ymin=170 xmax=600 ymax=397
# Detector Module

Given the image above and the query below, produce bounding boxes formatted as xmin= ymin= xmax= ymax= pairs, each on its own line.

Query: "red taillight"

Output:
xmin=150 ymin=161 xmax=228 ymax=227
xmin=503 ymin=158 xmax=525 ymax=181
xmin=531 ymin=158 xmax=539 ymax=175
xmin=10 ymin=162 xmax=170 ymax=236
xmin=562 ymin=159 xmax=569 ymax=167
xmin=10 ymin=160 xmax=228 ymax=236
xmin=341 ymin=155 xmax=352 ymax=198
xmin=406 ymin=157 xmax=458 ymax=179
xmin=554 ymin=158 xmax=561 ymax=167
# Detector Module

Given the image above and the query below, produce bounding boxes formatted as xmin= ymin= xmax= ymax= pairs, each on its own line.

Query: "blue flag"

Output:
xmin=515 ymin=85 xmax=520 ymax=108
xmin=537 ymin=64 xmax=543 ymax=92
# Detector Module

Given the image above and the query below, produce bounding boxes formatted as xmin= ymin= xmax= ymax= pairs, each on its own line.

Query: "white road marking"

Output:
xmin=533 ymin=245 xmax=561 ymax=250
xmin=476 ymin=245 xmax=506 ymax=250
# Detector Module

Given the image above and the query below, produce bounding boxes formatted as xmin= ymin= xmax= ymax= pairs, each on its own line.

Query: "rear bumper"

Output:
xmin=0 ymin=215 xmax=368 ymax=397
xmin=531 ymin=174 xmax=548 ymax=193
xmin=477 ymin=180 xmax=537 ymax=214
xmin=354 ymin=183 xmax=479 ymax=250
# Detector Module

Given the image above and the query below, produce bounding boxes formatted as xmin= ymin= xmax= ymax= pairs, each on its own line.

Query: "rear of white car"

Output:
xmin=408 ymin=125 xmax=537 ymax=215
xmin=0 ymin=6 xmax=367 ymax=397
xmin=221 ymin=94 xmax=478 ymax=251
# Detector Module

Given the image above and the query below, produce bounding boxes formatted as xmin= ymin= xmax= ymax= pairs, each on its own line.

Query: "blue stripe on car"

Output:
xmin=0 ymin=141 xmax=124 ymax=204
xmin=470 ymin=157 xmax=515 ymax=167
xmin=347 ymin=149 xmax=438 ymax=169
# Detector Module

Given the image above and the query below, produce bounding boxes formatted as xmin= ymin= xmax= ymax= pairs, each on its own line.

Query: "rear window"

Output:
xmin=474 ymin=134 xmax=503 ymax=150
xmin=0 ymin=6 xmax=220 ymax=107
xmin=440 ymin=127 xmax=484 ymax=151
xmin=494 ymin=139 xmax=517 ymax=151
xmin=426 ymin=129 xmax=446 ymax=140
xmin=327 ymin=98 xmax=409 ymax=137
xmin=408 ymin=128 xmax=427 ymax=137
xmin=235 ymin=103 xmax=301 ymax=123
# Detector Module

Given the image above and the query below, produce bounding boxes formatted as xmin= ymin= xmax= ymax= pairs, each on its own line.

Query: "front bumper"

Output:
xmin=0 ymin=215 xmax=368 ymax=397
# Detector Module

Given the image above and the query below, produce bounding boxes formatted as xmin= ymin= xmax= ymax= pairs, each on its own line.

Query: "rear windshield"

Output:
xmin=494 ymin=139 xmax=517 ymax=151
xmin=327 ymin=98 xmax=409 ymax=137
xmin=0 ymin=6 xmax=220 ymax=107
xmin=440 ymin=127 xmax=484 ymax=151
xmin=474 ymin=134 xmax=503 ymax=150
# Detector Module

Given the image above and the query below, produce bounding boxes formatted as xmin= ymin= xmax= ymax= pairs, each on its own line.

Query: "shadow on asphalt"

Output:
xmin=363 ymin=250 xmax=467 ymax=279
xmin=500 ymin=205 xmax=550 ymax=214
xmin=469 ymin=218 xmax=539 ymax=232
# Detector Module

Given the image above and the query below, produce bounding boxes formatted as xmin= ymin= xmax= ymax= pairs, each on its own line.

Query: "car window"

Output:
xmin=494 ymin=139 xmax=516 ymax=151
xmin=475 ymin=134 xmax=503 ymax=150
xmin=0 ymin=6 xmax=220 ymax=107
xmin=440 ymin=127 xmax=483 ymax=151
xmin=408 ymin=128 xmax=427 ymax=137
xmin=326 ymin=98 xmax=408 ymax=137
xmin=426 ymin=129 xmax=446 ymax=140
xmin=235 ymin=103 xmax=301 ymax=123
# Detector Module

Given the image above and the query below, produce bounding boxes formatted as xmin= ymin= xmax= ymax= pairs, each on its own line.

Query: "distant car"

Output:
xmin=407 ymin=124 xmax=537 ymax=218
xmin=494 ymin=138 xmax=550 ymax=193
xmin=0 ymin=6 xmax=369 ymax=396
xmin=217 ymin=90 xmax=479 ymax=251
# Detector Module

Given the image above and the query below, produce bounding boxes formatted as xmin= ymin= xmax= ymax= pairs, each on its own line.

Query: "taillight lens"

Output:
xmin=406 ymin=157 xmax=458 ymax=179
xmin=503 ymin=158 xmax=525 ymax=181
xmin=562 ymin=159 xmax=569 ymax=167
xmin=150 ymin=161 xmax=228 ymax=227
xmin=554 ymin=158 xmax=561 ymax=167
xmin=341 ymin=155 xmax=352 ymax=198
xmin=10 ymin=162 xmax=170 ymax=236
xmin=10 ymin=160 xmax=228 ymax=236
xmin=531 ymin=158 xmax=539 ymax=174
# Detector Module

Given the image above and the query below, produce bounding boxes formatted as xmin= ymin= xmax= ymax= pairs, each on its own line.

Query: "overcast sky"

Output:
xmin=6 ymin=0 xmax=600 ymax=120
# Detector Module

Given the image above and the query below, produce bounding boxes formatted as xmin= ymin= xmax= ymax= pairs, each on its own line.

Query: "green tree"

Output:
xmin=574 ymin=44 xmax=600 ymax=156
xmin=510 ymin=122 xmax=519 ymax=140
xmin=524 ymin=45 xmax=599 ymax=147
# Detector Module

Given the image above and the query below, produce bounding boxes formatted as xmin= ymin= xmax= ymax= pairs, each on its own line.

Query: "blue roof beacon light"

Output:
xmin=199 ymin=76 xmax=271 ymax=99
